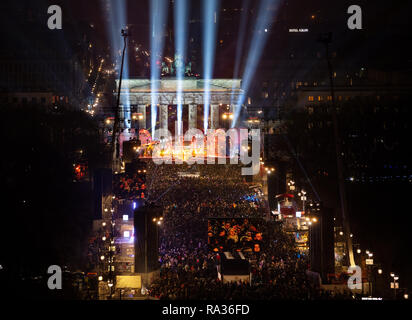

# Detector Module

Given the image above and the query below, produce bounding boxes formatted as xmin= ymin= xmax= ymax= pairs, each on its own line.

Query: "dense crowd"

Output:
xmin=113 ymin=171 xmax=146 ymax=200
xmin=144 ymin=162 xmax=332 ymax=300
xmin=208 ymin=218 xmax=264 ymax=253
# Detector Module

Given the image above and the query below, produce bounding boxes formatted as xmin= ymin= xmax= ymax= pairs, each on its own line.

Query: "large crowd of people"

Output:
xmin=113 ymin=171 xmax=146 ymax=200
xmin=142 ymin=162 xmax=336 ymax=300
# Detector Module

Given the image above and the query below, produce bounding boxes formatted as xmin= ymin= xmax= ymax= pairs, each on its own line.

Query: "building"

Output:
xmin=113 ymin=77 xmax=243 ymax=136
xmin=0 ymin=1 xmax=103 ymax=108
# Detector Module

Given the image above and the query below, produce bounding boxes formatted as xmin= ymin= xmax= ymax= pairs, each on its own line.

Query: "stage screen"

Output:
xmin=208 ymin=218 xmax=263 ymax=253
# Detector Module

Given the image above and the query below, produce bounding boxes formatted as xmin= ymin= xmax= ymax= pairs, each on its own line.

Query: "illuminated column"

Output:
xmin=138 ymin=105 xmax=146 ymax=129
xmin=211 ymin=104 xmax=219 ymax=129
xmin=160 ymin=104 xmax=168 ymax=131
xmin=189 ymin=104 xmax=197 ymax=129
xmin=230 ymin=104 xmax=236 ymax=127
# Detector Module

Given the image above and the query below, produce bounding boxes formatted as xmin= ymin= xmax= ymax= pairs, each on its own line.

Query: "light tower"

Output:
xmin=318 ymin=32 xmax=355 ymax=267
xmin=112 ymin=28 xmax=130 ymax=171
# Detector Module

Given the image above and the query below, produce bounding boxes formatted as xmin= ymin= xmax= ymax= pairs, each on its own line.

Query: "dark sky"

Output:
xmin=1 ymin=0 xmax=411 ymax=82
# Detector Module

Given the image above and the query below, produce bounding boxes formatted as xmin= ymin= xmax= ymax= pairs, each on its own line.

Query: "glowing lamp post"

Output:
xmin=391 ymin=273 xmax=399 ymax=299
xmin=298 ymin=190 xmax=307 ymax=211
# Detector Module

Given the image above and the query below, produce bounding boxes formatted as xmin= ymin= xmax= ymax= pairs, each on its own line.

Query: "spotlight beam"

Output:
xmin=230 ymin=0 xmax=251 ymax=107
xmin=174 ymin=0 xmax=189 ymax=135
xmin=150 ymin=0 xmax=169 ymax=136
xmin=103 ymin=0 xmax=131 ymax=130
xmin=202 ymin=0 xmax=220 ymax=132
xmin=232 ymin=0 xmax=279 ymax=127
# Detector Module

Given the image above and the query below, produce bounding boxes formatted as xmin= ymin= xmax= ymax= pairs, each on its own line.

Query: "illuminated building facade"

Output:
xmin=115 ymin=78 xmax=243 ymax=135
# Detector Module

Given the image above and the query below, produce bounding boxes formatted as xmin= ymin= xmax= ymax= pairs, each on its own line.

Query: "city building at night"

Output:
xmin=115 ymin=78 xmax=243 ymax=134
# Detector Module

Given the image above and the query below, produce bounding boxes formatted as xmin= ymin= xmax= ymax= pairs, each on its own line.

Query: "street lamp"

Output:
xmin=391 ymin=274 xmax=399 ymax=299
xmin=299 ymin=190 xmax=307 ymax=211
xmin=404 ymin=294 xmax=409 ymax=300
xmin=357 ymin=249 xmax=361 ymax=254
xmin=378 ymin=269 xmax=382 ymax=274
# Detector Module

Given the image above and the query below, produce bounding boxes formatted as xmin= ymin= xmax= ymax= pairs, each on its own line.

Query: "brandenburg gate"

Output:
xmin=116 ymin=78 xmax=243 ymax=133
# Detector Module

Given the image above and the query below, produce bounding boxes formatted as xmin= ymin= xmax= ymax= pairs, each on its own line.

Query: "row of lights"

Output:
xmin=222 ymin=112 xmax=233 ymax=120
xmin=86 ymin=58 xmax=105 ymax=117
xmin=99 ymin=200 xmax=118 ymax=294
xmin=289 ymin=176 xmax=408 ymax=300
xmin=355 ymin=248 xmax=408 ymax=299
xmin=261 ymin=158 xmax=275 ymax=174
xmin=305 ymin=216 xmax=318 ymax=226
xmin=153 ymin=217 xmax=163 ymax=225
xmin=265 ymin=167 xmax=275 ymax=174
xmin=132 ymin=114 xmax=144 ymax=121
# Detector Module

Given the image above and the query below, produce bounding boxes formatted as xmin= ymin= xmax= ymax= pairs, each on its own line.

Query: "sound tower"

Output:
xmin=309 ymin=204 xmax=335 ymax=282
xmin=134 ymin=203 xmax=161 ymax=273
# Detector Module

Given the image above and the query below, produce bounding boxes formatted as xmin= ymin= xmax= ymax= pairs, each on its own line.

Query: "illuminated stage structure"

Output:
xmin=115 ymin=78 xmax=243 ymax=136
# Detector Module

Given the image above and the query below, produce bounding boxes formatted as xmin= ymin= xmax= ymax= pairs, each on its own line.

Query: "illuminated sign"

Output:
xmin=289 ymin=28 xmax=309 ymax=33
xmin=116 ymin=275 xmax=141 ymax=289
